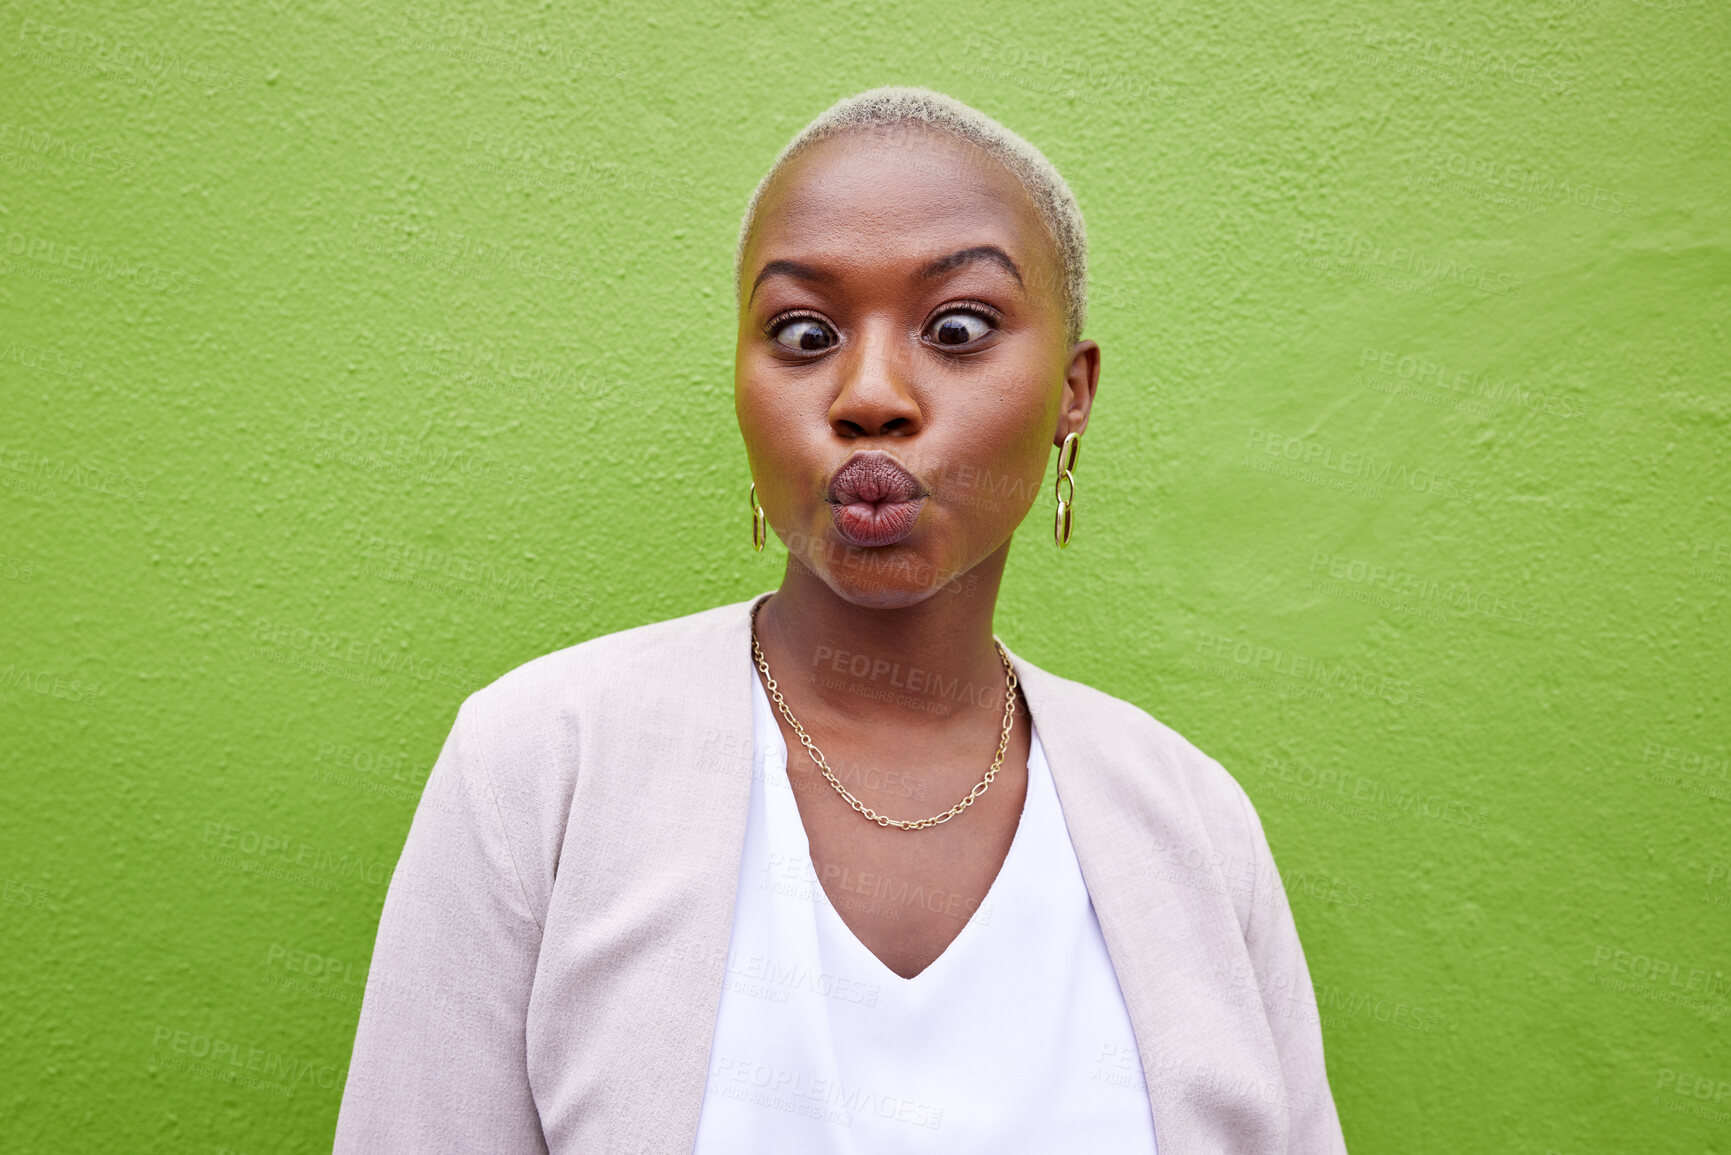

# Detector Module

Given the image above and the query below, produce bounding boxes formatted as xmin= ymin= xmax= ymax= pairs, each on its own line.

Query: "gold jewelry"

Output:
xmin=749 ymin=602 xmax=1019 ymax=831
xmin=749 ymin=482 xmax=767 ymax=552
xmin=1053 ymin=431 xmax=1079 ymax=548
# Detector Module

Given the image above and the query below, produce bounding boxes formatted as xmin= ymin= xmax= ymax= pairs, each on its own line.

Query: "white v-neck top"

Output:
xmin=688 ymin=664 xmax=1160 ymax=1154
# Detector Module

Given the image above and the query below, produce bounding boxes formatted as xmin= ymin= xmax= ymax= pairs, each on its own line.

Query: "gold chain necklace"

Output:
xmin=749 ymin=604 xmax=1019 ymax=831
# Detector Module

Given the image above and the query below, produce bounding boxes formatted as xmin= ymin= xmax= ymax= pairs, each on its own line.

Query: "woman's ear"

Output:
xmin=1056 ymin=340 xmax=1101 ymax=444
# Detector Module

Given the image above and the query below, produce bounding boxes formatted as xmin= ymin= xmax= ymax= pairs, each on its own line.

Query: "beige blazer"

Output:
xmin=334 ymin=594 xmax=1347 ymax=1153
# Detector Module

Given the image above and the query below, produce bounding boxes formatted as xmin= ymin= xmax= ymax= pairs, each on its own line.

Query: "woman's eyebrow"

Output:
xmin=749 ymin=259 xmax=832 ymax=303
xmin=918 ymin=245 xmax=1024 ymax=287
xmin=748 ymin=245 xmax=1024 ymax=303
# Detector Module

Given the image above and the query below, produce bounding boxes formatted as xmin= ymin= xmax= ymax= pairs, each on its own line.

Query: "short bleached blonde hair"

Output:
xmin=736 ymin=86 xmax=1089 ymax=342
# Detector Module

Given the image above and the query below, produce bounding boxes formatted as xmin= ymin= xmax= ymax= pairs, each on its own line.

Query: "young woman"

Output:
xmin=335 ymin=87 xmax=1347 ymax=1154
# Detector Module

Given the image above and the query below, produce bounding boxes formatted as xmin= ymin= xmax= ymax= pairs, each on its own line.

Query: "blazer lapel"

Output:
xmin=1009 ymin=649 xmax=1287 ymax=1155
xmin=638 ymin=594 xmax=771 ymax=1152
xmin=534 ymin=595 xmax=767 ymax=1155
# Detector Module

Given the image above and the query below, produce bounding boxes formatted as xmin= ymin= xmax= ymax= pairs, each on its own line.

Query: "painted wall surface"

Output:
xmin=2 ymin=1 xmax=1728 ymax=1151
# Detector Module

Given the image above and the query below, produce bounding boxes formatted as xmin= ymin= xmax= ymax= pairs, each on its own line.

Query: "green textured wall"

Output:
xmin=3 ymin=1 xmax=1728 ymax=1150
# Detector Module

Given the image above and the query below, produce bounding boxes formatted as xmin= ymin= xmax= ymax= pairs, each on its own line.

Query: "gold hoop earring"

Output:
xmin=1053 ymin=432 xmax=1079 ymax=549
xmin=749 ymin=482 xmax=767 ymax=552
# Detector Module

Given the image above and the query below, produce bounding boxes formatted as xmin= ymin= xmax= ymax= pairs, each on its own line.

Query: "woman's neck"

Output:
xmin=752 ymin=547 xmax=1014 ymax=733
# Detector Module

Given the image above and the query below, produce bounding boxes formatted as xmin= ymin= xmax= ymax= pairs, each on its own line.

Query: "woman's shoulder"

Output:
xmin=1014 ymin=655 xmax=1259 ymax=836
xmin=495 ymin=595 xmax=744 ymax=678
xmin=468 ymin=597 xmax=751 ymax=714
xmin=446 ymin=598 xmax=761 ymax=773
xmin=424 ymin=599 xmax=759 ymax=887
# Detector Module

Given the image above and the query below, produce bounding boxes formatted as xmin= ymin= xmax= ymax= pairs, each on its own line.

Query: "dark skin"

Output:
xmin=737 ymin=126 xmax=1100 ymax=979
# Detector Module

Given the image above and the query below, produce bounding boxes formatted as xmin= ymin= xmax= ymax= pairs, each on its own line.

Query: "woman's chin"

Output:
xmin=828 ymin=582 xmax=937 ymax=610
xmin=805 ymin=550 xmax=958 ymax=610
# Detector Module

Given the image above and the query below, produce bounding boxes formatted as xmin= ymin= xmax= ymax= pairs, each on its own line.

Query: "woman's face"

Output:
xmin=736 ymin=126 xmax=1099 ymax=609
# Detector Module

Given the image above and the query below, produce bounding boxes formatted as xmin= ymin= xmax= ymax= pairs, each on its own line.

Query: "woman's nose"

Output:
xmin=827 ymin=326 xmax=924 ymax=439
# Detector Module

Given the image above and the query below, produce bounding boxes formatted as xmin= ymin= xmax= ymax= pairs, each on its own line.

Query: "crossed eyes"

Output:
xmin=770 ymin=308 xmax=996 ymax=353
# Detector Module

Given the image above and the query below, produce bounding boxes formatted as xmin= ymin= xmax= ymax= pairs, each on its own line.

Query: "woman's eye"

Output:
xmin=771 ymin=317 xmax=838 ymax=352
xmin=926 ymin=310 xmax=993 ymax=346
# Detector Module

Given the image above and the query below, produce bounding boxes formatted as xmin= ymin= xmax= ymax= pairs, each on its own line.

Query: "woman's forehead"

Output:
xmin=746 ymin=129 xmax=1058 ymax=279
